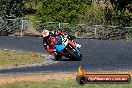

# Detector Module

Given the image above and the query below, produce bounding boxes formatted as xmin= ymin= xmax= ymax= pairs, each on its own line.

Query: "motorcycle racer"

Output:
xmin=42 ymin=30 xmax=57 ymax=55
xmin=42 ymin=30 xmax=81 ymax=60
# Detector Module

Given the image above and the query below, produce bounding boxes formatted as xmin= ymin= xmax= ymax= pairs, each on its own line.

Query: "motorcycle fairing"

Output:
xmin=54 ymin=45 xmax=66 ymax=52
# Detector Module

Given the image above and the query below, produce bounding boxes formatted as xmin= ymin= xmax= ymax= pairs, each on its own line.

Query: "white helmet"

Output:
xmin=42 ymin=30 xmax=49 ymax=37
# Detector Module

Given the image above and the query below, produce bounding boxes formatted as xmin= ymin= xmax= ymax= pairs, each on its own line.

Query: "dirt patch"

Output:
xmin=0 ymin=71 xmax=132 ymax=85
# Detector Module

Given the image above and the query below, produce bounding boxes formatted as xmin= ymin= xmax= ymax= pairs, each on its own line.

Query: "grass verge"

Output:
xmin=0 ymin=72 xmax=131 ymax=88
xmin=0 ymin=79 xmax=131 ymax=88
xmin=0 ymin=49 xmax=46 ymax=68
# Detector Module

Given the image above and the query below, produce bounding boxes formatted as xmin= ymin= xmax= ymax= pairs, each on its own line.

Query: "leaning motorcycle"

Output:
xmin=54 ymin=35 xmax=82 ymax=61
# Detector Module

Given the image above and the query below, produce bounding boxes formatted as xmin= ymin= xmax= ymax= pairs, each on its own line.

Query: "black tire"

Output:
xmin=65 ymin=47 xmax=81 ymax=61
xmin=54 ymin=53 xmax=62 ymax=61
xmin=76 ymin=75 xmax=86 ymax=85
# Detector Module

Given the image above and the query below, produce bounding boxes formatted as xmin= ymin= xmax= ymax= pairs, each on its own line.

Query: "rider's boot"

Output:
xmin=50 ymin=54 xmax=61 ymax=61
xmin=51 ymin=50 xmax=62 ymax=61
xmin=49 ymin=49 xmax=57 ymax=60
xmin=49 ymin=55 xmax=55 ymax=60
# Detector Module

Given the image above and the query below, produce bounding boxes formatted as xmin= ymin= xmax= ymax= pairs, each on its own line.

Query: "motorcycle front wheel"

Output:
xmin=65 ymin=47 xmax=82 ymax=61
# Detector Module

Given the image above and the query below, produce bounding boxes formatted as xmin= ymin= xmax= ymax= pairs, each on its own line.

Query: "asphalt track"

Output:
xmin=0 ymin=36 xmax=132 ymax=74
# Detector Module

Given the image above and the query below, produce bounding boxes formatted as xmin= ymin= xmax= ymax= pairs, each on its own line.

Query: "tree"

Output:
xmin=84 ymin=5 xmax=106 ymax=25
xmin=0 ymin=0 xmax=25 ymax=35
xmin=23 ymin=0 xmax=40 ymax=8
xmin=110 ymin=0 xmax=132 ymax=11
xmin=35 ymin=0 xmax=91 ymax=24
xmin=108 ymin=0 xmax=132 ymax=27
xmin=0 ymin=0 xmax=8 ymax=17
xmin=0 ymin=0 xmax=25 ymax=18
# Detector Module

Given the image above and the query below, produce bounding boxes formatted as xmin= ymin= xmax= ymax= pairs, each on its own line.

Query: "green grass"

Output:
xmin=0 ymin=49 xmax=46 ymax=67
xmin=0 ymin=80 xmax=131 ymax=88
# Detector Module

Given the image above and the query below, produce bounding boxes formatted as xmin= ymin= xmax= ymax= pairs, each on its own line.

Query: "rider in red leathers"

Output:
xmin=42 ymin=30 xmax=57 ymax=55
xmin=42 ymin=30 xmax=81 ymax=60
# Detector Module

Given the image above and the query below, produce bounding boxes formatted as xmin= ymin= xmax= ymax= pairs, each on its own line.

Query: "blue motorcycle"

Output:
xmin=54 ymin=35 xmax=82 ymax=61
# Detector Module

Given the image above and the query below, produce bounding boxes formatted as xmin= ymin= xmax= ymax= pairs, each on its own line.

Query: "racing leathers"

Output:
xmin=43 ymin=31 xmax=81 ymax=60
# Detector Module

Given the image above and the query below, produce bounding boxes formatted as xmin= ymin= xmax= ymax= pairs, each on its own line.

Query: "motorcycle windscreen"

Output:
xmin=54 ymin=45 xmax=66 ymax=52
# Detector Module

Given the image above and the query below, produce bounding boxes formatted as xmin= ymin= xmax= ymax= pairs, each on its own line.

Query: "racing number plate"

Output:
xmin=62 ymin=38 xmax=68 ymax=46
